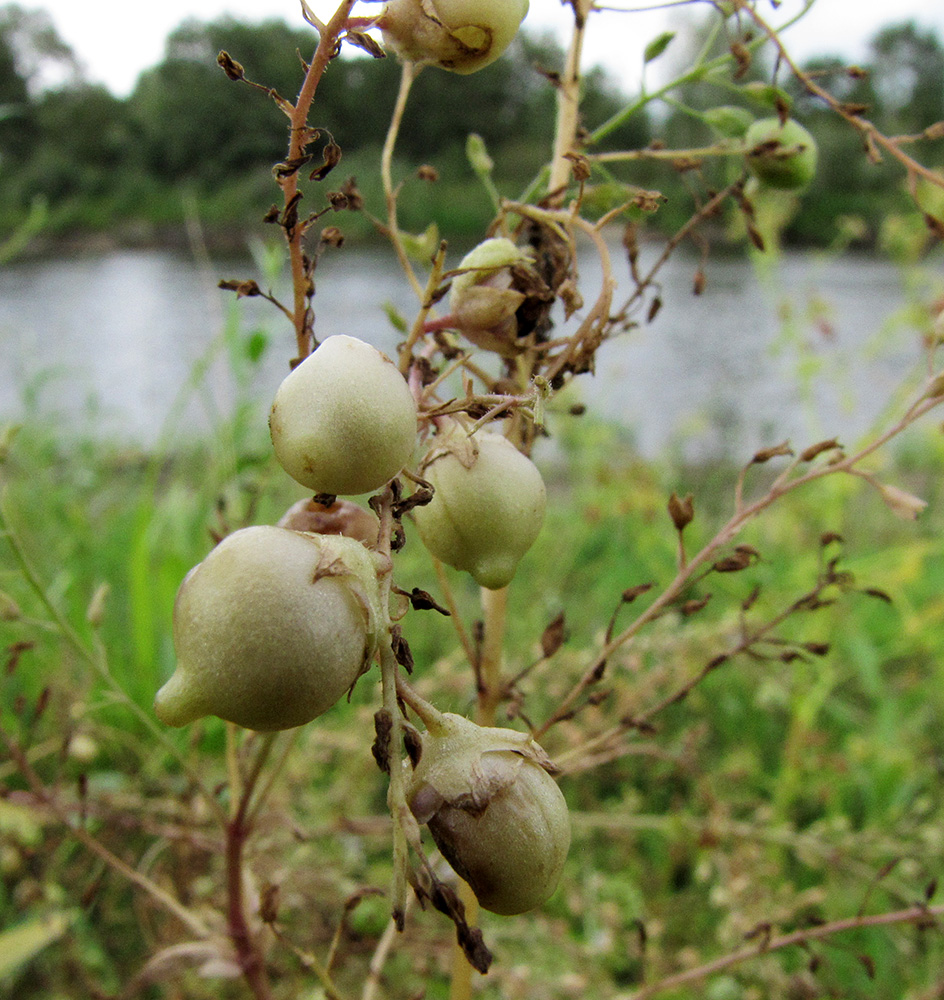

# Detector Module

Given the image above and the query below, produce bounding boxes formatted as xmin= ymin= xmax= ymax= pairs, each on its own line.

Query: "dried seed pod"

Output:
xmin=413 ymin=427 xmax=546 ymax=589
xmin=269 ymin=335 xmax=417 ymax=496
xmin=407 ymin=713 xmax=570 ymax=915
xmin=155 ymin=526 xmax=383 ymax=731
xmin=744 ymin=117 xmax=818 ymax=191
xmin=378 ymin=0 xmax=529 ymax=75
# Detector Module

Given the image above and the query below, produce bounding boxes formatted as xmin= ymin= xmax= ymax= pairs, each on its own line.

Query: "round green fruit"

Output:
xmin=379 ymin=0 xmax=529 ymax=75
xmin=413 ymin=429 xmax=546 ymax=589
xmin=269 ymin=335 xmax=417 ymax=496
xmin=408 ymin=712 xmax=570 ymax=915
xmin=155 ymin=526 xmax=383 ymax=732
xmin=744 ymin=116 xmax=817 ymax=190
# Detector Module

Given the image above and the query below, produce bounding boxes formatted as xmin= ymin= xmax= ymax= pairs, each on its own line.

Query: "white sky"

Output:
xmin=25 ymin=0 xmax=944 ymax=96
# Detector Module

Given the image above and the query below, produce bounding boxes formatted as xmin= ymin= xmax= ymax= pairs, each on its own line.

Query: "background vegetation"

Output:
xmin=0 ymin=3 xmax=942 ymax=247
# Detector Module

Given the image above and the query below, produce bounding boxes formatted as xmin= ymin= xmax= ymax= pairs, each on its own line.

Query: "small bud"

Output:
xmin=744 ymin=117 xmax=818 ymax=191
xmin=875 ymin=482 xmax=927 ymax=521
xmin=407 ymin=713 xmax=570 ymax=915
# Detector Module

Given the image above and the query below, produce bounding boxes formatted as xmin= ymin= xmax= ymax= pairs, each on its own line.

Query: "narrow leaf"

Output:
xmin=644 ymin=31 xmax=676 ymax=64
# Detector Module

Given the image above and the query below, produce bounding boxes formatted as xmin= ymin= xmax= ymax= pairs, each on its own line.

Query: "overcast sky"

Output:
xmin=26 ymin=0 xmax=944 ymax=96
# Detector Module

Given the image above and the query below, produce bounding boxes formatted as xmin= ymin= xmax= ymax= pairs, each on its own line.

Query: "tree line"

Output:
xmin=0 ymin=4 xmax=941 ymax=249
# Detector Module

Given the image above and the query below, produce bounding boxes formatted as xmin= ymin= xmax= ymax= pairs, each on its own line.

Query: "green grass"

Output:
xmin=2 ymin=379 xmax=944 ymax=997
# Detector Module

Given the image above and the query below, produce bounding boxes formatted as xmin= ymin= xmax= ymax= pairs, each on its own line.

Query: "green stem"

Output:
xmin=381 ymin=60 xmax=425 ymax=301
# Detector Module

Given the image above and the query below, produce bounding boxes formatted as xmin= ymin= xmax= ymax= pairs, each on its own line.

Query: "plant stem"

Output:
xmin=548 ymin=0 xmax=593 ymax=197
xmin=381 ymin=60 xmax=425 ymax=301
xmin=476 ymin=585 xmax=508 ymax=726
xmin=226 ymin=732 xmax=278 ymax=1000
xmin=283 ymin=0 xmax=359 ymax=361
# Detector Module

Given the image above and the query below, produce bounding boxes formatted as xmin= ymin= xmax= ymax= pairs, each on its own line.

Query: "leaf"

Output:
xmin=382 ymin=302 xmax=408 ymax=334
xmin=244 ymin=330 xmax=268 ymax=364
xmin=0 ymin=912 xmax=73 ymax=980
xmin=399 ymin=223 xmax=440 ymax=264
xmin=644 ymin=31 xmax=676 ymax=64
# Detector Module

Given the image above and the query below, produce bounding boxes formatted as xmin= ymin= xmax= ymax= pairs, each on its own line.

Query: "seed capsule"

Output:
xmin=744 ymin=116 xmax=818 ymax=191
xmin=407 ymin=713 xmax=570 ymax=915
xmin=155 ymin=525 xmax=383 ymax=732
xmin=413 ymin=427 xmax=546 ymax=589
xmin=269 ymin=335 xmax=417 ymax=496
xmin=379 ymin=0 xmax=529 ymax=75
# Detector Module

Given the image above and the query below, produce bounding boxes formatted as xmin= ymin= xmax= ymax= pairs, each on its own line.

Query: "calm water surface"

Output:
xmin=0 ymin=243 xmax=931 ymax=460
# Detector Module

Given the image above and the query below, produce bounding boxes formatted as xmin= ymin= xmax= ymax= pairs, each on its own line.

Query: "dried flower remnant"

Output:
xmin=407 ymin=712 xmax=570 ymax=915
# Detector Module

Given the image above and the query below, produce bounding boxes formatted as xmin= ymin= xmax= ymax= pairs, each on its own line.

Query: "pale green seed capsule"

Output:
xmin=269 ymin=335 xmax=417 ymax=496
xmin=413 ymin=428 xmax=546 ymax=589
xmin=155 ymin=526 xmax=383 ymax=732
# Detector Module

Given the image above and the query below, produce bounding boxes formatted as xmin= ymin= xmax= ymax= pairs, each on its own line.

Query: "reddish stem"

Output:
xmin=226 ymin=810 xmax=273 ymax=1000
xmin=283 ymin=1 xmax=359 ymax=361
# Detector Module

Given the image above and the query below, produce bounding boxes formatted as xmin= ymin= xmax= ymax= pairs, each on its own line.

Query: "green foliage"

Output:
xmin=4 ymin=408 xmax=944 ymax=996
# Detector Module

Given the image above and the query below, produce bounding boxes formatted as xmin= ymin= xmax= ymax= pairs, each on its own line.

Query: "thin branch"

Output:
xmin=628 ymin=901 xmax=944 ymax=999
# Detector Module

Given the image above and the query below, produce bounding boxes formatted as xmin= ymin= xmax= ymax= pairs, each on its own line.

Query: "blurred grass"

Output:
xmin=2 ymin=368 xmax=944 ymax=996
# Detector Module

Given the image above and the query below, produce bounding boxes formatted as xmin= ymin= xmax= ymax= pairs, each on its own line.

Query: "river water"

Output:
xmin=0 ymin=242 xmax=935 ymax=460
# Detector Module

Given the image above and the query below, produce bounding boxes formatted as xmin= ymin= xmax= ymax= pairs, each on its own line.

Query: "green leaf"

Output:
xmin=0 ymin=912 xmax=73 ymax=980
xmin=382 ymin=303 xmax=409 ymax=334
xmin=399 ymin=222 xmax=440 ymax=264
xmin=244 ymin=329 xmax=269 ymax=364
xmin=644 ymin=31 xmax=676 ymax=64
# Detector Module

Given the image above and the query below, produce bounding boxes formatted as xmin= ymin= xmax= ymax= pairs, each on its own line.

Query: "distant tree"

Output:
xmin=13 ymin=85 xmax=136 ymax=202
xmin=128 ymin=17 xmax=315 ymax=184
xmin=868 ymin=21 xmax=944 ymax=134
xmin=0 ymin=3 xmax=80 ymax=163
